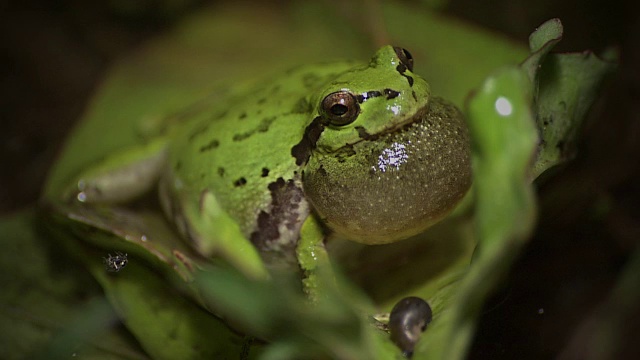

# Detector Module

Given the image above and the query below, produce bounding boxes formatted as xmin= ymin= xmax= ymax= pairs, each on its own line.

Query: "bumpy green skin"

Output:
xmin=71 ymin=46 xmax=471 ymax=266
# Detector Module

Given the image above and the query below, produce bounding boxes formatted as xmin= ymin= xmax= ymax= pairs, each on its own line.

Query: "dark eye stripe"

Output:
xmin=355 ymin=89 xmax=401 ymax=104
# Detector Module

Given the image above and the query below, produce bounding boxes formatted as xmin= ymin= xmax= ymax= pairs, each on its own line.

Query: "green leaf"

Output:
xmin=36 ymin=2 xmax=614 ymax=359
xmin=0 ymin=210 xmax=149 ymax=360
xmin=88 ymin=253 xmax=253 ymax=360
xmin=520 ymin=19 xmax=616 ymax=178
xmin=529 ymin=18 xmax=563 ymax=53
xmin=532 ymin=52 xmax=616 ymax=177
xmin=521 ymin=18 xmax=564 ymax=86
xmin=195 ymin=265 xmax=401 ymax=360
xmin=41 ymin=206 xmax=256 ymax=359
xmin=414 ymin=67 xmax=538 ymax=360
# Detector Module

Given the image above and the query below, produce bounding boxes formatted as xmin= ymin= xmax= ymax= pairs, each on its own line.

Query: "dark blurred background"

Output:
xmin=1 ymin=0 xmax=638 ymax=359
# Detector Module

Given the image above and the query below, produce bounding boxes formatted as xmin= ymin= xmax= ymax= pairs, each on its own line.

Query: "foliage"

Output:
xmin=0 ymin=2 xmax=614 ymax=359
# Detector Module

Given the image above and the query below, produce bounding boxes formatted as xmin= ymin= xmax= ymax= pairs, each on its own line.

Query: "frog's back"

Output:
xmin=166 ymin=61 xmax=355 ymax=239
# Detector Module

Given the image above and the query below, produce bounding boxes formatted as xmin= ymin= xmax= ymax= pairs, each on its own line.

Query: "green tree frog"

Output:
xmin=60 ymin=46 xmax=472 ymax=279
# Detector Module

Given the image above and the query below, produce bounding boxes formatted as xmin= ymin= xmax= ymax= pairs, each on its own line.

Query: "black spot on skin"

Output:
xmin=393 ymin=47 xmax=414 ymax=72
xmin=233 ymin=134 xmax=249 ymax=141
xmin=407 ymin=76 xmax=414 ymax=87
xmin=175 ymin=161 xmax=182 ymax=171
xmin=291 ymin=116 xmax=325 ymax=166
xmin=291 ymin=97 xmax=312 ymax=114
xmin=367 ymin=90 xmax=382 ymax=98
xmin=239 ymin=112 xmax=247 ymax=120
xmin=261 ymin=168 xmax=270 ymax=177
xmin=355 ymin=89 xmax=400 ymax=104
xmin=249 ymin=177 xmax=304 ymax=251
xmin=213 ymin=110 xmax=228 ymax=120
xmin=154 ymin=98 xmax=218 ymax=137
xmin=254 ymin=210 xmax=278 ymax=243
xmin=384 ymin=89 xmax=400 ymax=99
xmin=395 ymin=64 xmax=414 ymax=87
xmin=355 ymin=90 xmax=383 ymax=104
xmin=354 ymin=126 xmax=379 ymax=141
xmin=188 ymin=123 xmax=209 ymax=141
xmin=258 ymin=117 xmax=276 ymax=132
xmin=233 ymin=177 xmax=247 ymax=187
xmin=335 ymin=145 xmax=357 ymax=163
xmin=233 ymin=116 xmax=277 ymax=141
xmin=217 ymin=167 xmax=225 ymax=177
xmin=199 ymin=139 xmax=219 ymax=152
xmin=257 ymin=98 xmax=267 ymax=105
xmin=302 ymin=73 xmax=322 ymax=89
xmin=317 ymin=164 xmax=327 ymax=176
xmin=271 ymin=85 xmax=281 ymax=93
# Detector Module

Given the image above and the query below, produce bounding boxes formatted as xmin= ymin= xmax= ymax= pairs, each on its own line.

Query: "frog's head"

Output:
xmin=300 ymin=46 xmax=472 ymax=245
xmin=315 ymin=46 xmax=430 ymax=154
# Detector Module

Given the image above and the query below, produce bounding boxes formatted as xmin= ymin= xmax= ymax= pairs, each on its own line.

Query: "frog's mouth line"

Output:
xmin=349 ymin=103 xmax=430 ymax=144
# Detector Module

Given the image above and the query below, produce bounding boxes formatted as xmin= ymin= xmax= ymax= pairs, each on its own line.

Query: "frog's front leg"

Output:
xmin=296 ymin=215 xmax=332 ymax=302
xmin=64 ymin=139 xmax=168 ymax=204
xmin=182 ymin=190 xmax=269 ymax=279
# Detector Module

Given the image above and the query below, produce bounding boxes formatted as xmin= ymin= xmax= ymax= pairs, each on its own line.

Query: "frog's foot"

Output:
xmin=63 ymin=139 xmax=169 ymax=204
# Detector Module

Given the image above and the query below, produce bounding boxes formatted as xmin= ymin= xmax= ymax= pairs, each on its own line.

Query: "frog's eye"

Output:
xmin=320 ymin=91 xmax=360 ymax=127
xmin=393 ymin=47 xmax=414 ymax=72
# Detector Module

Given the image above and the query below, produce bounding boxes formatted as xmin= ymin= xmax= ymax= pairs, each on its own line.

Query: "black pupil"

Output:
xmin=331 ymin=104 xmax=348 ymax=116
